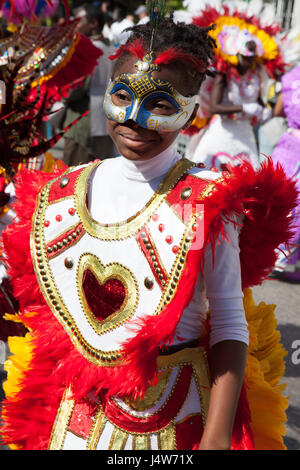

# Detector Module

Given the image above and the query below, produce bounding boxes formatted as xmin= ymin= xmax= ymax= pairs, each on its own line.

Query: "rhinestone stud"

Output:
xmin=64 ymin=257 xmax=74 ymax=269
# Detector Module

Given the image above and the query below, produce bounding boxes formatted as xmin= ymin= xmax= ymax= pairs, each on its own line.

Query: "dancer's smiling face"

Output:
xmin=106 ymin=55 xmax=199 ymax=161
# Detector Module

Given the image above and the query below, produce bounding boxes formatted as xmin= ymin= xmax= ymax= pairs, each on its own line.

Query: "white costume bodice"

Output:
xmin=222 ymin=69 xmax=261 ymax=115
xmin=31 ymin=145 xmax=248 ymax=369
xmin=88 ymin=146 xmax=248 ymax=348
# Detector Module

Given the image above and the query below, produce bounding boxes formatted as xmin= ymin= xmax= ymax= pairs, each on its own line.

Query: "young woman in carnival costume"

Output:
xmin=0 ymin=7 xmax=103 ymax=342
xmin=270 ymin=64 xmax=300 ymax=284
xmin=0 ymin=1 xmax=298 ymax=451
xmin=182 ymin=0 xmax=288 ymax=171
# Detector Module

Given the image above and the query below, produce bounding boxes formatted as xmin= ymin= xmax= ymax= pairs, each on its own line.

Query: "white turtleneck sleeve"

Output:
xmin=203 ymin=219 xmax=249 ymax=348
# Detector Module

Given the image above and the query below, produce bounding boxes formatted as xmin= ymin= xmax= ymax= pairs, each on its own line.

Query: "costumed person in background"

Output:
xmin=0 ymin=5 xmax=102 ymax=345
xmin=135 ymin=5 xmax=150 ymax=25
xmin=0 ymin=1 xmax=297 ymax=451
xmin=184 ymin=1 xmax=286 ymax=171
xmin=0 ymin=0 xmax=59 ymax=24
xmin=62 ymin=4 xmax=116 ymax=166
xmin=109 ymin=3 xmax=134 ymax=48
xmin=270 ymin=64 xmax=300 ymax=284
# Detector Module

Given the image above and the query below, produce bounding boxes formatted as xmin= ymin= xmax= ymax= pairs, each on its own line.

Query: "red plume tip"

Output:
xmin=155 ymin=48 xmax=206 ymax=73
xmin=109 ymin=39 xmax=145 ymax=61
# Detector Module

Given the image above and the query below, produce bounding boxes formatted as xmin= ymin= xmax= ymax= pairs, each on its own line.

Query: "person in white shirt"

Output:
xmin=135 ymin=4 xmax=150 ymax=25
xmin=63 ymin=4 xmax=116 ymax=164
xmin=110 ymin=4 xmax=134 ymax=47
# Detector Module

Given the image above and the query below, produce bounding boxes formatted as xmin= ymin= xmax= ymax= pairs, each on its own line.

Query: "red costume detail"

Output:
xmin=109 ymin=39 xmax=145 ymax=61
xmin=109 ymin=40 xmax=206 ymax=73
xmin=137 ymin=227 xmax=168 ymax=290
xmin=83 ymin=271 xmax=126 ymax=322
xmin=48 ymin=168 xmax=88 ymax=203
xmin=46 ymin=223 xmax=85 ymax=259
xmin=102 ymin=366 xmax=192 ymax=433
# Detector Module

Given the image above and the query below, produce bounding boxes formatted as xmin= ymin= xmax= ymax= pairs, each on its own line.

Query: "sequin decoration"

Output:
xmin=82 ymin=270 xmax=126 ymax=322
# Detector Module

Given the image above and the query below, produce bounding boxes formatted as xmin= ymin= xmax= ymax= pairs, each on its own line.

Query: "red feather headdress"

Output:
xmin=109 ymin=38 xmax=206 ymax=74
xmin=192 ymin=4 xmax=286 ymax=79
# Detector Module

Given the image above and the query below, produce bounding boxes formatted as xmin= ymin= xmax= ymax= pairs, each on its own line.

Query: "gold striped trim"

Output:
xmin=132 ymin=434 xmax=151 ymax=450
xmin=108 ymin=427 xmax=129 ymax=450
xmin=86 ymin=408 xmax=107 ymax=450
xmin=48 ymin=387 xmax=75 ymax=450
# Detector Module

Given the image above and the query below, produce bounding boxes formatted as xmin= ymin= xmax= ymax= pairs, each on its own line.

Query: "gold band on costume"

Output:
xmin=48 ymin=347 xmax=211 ymax=450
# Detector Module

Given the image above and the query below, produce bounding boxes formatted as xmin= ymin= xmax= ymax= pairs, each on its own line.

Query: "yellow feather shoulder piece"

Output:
xmin=3 ymin=333 xmax=33 ymax=400
xmin=243 ymin=288 xmax=288 ymax=450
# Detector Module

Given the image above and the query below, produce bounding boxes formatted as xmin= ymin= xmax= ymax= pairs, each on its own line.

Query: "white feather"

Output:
xmin=260 ymin=4 xmax=276 ymax=26
xmin=173 ymin=10 xmax=193 ymax=24
xmin=246 ymin=0 xmax=264 ymax=17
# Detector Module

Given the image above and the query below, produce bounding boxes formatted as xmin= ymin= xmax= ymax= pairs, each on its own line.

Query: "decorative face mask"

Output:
xmin=103 ymin=52 xmax=198 ymax=133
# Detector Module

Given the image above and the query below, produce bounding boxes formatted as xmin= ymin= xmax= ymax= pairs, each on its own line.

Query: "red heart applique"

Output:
xmin=82 ymin=269 xmax=126 ymax=322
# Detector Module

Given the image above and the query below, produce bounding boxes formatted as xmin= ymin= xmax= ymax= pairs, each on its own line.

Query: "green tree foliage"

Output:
xmin=165 ymin=0 xmax=184 ymax=11
xmin=129 ymin=0 xmax=184 ymax=14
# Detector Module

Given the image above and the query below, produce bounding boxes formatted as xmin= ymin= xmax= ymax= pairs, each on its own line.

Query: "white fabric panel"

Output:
xmin=147 ymin=201 xmax=186 ymax=273
xmin=96 ymin=421 xmax=114 ymax=450
xmin=174 ymin=376 xmax=201 ymax=423
xmin=63 ymin=431 xmax=87 ymax=450
xmin=44 ymin=198 xmax=80 ymax=243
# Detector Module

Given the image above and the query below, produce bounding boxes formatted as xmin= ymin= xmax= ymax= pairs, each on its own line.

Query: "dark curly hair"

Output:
xmin=113 ymin=13 xmax=216 ymax=93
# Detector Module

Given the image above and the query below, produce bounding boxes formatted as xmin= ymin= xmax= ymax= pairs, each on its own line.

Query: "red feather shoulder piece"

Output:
xmin=204 ymin=159 xmax=299 ymax=289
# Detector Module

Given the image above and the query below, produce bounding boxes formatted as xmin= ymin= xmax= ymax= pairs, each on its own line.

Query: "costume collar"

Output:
xmin=119 ymin=143 xmax=180 ymax=182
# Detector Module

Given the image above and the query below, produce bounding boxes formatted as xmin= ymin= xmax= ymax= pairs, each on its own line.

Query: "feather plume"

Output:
xmin=146 ymin=0 xmax=166 ymax=29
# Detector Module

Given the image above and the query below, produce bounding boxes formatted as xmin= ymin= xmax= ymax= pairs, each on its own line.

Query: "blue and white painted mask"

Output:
xmin=103 ymin=52 xmax=198 ymax=133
